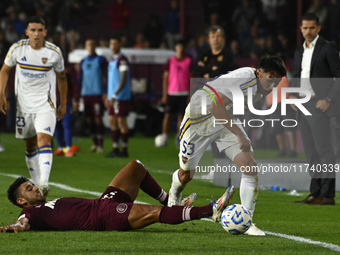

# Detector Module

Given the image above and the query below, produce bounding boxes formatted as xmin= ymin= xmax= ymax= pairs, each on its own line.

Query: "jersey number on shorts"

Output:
xmin=182 ymin=141 xmax=195 ymax=156
xmin=16 ymin=117 xmax=26 ymax=127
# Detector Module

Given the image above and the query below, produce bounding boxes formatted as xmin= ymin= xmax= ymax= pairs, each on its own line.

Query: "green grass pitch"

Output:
xmin=0 ymin=132 xmax=339 ymax=254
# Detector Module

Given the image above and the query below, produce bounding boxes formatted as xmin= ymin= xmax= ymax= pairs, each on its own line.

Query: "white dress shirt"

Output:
xmin=300 ymin=35 xmax=319 ymax=97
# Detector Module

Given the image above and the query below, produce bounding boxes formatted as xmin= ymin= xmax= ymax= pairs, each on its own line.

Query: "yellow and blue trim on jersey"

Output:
xmin=18 ymin=61 xmax=53 ymax=72
xmin=10 ymin=40 xmax=30 ymax=53
xmin=45 ymin=42 xmax=63 ymax=59
xmin=179 ymin=118 xmax=190 ymax=142
xmin=240 ymin=77 xmax=257 ymax=91
xmin=190 ymin=113 xmax=213 ymax=125
xmin=47 ymin=92 xmax=56 ymax=113
xmin=178 ymin=113 xmax=213 ymax=142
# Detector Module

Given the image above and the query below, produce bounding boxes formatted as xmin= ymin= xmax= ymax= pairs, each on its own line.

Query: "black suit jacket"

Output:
xmin=292 ymin=37 xmax=340 ymax=117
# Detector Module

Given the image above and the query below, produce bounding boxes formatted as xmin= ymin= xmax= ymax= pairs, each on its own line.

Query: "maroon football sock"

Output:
xmin=90 ymin=124 xmax=97 ymax=145
xmin=111 ymin=130 xmax=120 ymax=152
xmin=96 ymin=124 xmax=104 ymax=147
xmin=159 ymin=204 xmax=212 ymax=224
xmin=140 ymin=171 xmax=169 ymax=205
xmin=121 ymin=132 xmax=128 ymax=152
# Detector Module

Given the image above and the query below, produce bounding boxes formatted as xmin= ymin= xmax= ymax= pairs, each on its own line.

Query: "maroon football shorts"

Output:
xmin=99 ymin=186 xmax=133 ymax=231
xmin=83 ymin=95 xmax=104 ymax=118
xmin=108 ymin=100 xmax=131 ymax=117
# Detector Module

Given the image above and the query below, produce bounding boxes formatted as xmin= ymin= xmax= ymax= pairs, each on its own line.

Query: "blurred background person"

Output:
xmin=56 ymin=0 xmax=80 ymax=54
xmin=193 ymin=25 xmax=237 ymax=78
xmin=156 ymin=40 xmax=192 ymax=147
xmin=143 ymin=13 xmax=164 ymax=49
xmin=164 ymin=0 xmax=180 ymax=50
xmin=78 ymin=39 xmax=108 ymax=153
xmin=105 ymin=36 xmax=131 ymax=158
xmin=54 ymin=62 xmax=80 ymax=157
xmin=109 ymin=0 xmax=130 ymax=38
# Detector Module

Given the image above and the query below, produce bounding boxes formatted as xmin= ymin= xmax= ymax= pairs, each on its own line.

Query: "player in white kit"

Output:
xmin=168 ymin=55 xmax=287 ymax=235
xmin=0 ymin=16 xmax=67 ymax=196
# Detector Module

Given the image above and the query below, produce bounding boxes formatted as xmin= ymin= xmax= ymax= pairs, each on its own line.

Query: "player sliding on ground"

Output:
xmin=0 ymin=160 xmax=234 ymax=233
xmin=168 ymin=55 xmax=287 ymax=236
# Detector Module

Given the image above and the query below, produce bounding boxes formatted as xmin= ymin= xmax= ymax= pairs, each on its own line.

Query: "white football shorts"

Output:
xmin=178 ymin=113 xmax=253 ymax=171
xmin=15 ymin=110 xmax=56 ymax=139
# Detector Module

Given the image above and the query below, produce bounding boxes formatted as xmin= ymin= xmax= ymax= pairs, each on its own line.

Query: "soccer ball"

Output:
xmin=154 ymin=134 xmax=167 ymax=147
xmin=221 ymin=204 xmax=252 ymax=235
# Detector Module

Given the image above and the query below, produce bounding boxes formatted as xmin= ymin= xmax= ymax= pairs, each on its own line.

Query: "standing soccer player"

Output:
xmin=79 ymin=39 xmax=108 ymax=153
xmin=0 ymin=16 xmax=67 ymax=196
xmin=168 ymin=55 xmax=286 ymax=235
xmin=105 ymin=36 xmax=131 ymax=158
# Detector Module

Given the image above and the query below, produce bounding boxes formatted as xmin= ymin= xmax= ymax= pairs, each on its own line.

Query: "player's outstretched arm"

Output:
xmin=56 ymin=70 xmax=68 ymax=120
xmin=0 ymin=64 xmax=13 ymax=115
xmin=0 ymin=217 xmax=30 ymax=233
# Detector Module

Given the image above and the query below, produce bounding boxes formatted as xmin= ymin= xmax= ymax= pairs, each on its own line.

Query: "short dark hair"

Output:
xmin=258 ymin=55 xmax=287 ymax=77
xmin=208 ymin=25 xmax=225 ymax=37
xmin=26 ymin=16 xmax=46 ymax=28
xmin=301 ymin=13 xmax=319 ymax=26
xmin=7 ymin=176 xmax=30 ymax=208
xmin=110 ymin=36 xmax=121 ymax=42
xmin=175 ymin=39 xmax=186 ymax=47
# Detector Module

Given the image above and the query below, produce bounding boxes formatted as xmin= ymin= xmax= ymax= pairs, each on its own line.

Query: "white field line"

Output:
xmin=1 ymin=172 xmax=339 ymax=252
xmin=265 ymin=231 xmax=340 ymax=252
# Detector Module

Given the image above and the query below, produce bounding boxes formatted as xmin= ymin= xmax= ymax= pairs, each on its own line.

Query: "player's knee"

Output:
xmin=130 ymin=159 xmax=147 ymax=174
xmin=37 ymin=135 xmax=52 ymax=147
xmin=24 ymin=137 xmax=37 ymax=150
xmin=178 ymin=168 xmax=193 ymax=184
xmin=241 ymin=158 xmax=257 ymax=175
xmin=240 ymin=157 xmax=257 ymax=167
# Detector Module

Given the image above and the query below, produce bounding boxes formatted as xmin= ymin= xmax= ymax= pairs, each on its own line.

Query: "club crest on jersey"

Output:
xmin=182 ymin=156 xmax=188 ymax=164
xmin=217 ymin=55 xmax=223 ymax=61
xmin=42 ymin=57 xmax=48 ymax=64
xmin=116 ymin=203 xmax=128 ymax=213
xmin=18 ymin=128 xmax=22 ymax=134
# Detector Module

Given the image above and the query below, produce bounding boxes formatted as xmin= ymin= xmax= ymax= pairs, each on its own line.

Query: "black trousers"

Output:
xmin=299 ymin=98 xmax=336 ymax=198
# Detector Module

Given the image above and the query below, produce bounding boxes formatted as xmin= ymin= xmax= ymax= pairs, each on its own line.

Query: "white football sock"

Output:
xmin=39 ymin=145 xmax=53 ymax=185
xmin=170 ymin=169 xmax=187 ymax=197
xmin=25 ymin=148 xmax=40 ymax=185
xmin=240 ymin=173 xmax=259 ymax=217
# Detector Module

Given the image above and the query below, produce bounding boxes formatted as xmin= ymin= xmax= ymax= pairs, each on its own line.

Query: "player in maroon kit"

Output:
xmin=0 ymin=160 xmax=234 ymax=232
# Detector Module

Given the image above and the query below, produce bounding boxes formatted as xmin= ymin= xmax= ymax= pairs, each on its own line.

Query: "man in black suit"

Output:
xmin=290 ymin=13 xmax=340 ymax=205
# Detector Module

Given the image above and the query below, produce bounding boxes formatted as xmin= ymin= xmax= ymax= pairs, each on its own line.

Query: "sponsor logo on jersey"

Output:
xmin=102 ymin=191 xmax=118 ymax=200
xmin=17 ymin=128 xmax=22 ymax=134
xmin=21 ymin=56 xmax=27 ymax=61
xmin=28 ymin=167 xmax=34 ymax=171
xmin=42 ymin=57 xmax=48 ymax=64
xmin=182 ymin=156 xmax=188 ymax=164
xmin=43 ymin=161 xmax=50 ymax=165
xmin=6 ymin=54 xmax=10 ymax=59
xmin=116 ymin=203 xmax=128 ymax=213
xmin=20 ymin=70 xmax=47 ymax=79
xmin=44 ymin=127 xmax=51 ymax=132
